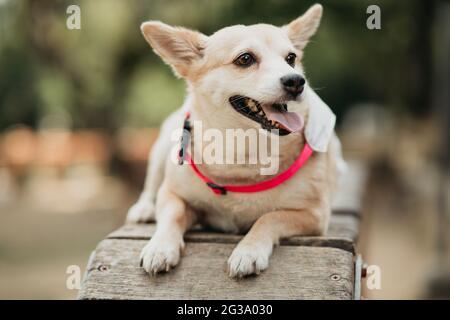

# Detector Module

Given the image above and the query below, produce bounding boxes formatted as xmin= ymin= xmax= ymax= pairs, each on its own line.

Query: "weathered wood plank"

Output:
xmin=79 ymin=239 xmax=354 ymax=300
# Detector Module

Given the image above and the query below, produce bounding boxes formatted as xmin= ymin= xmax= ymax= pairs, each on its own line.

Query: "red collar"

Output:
xmin=178 ymin=111 xmax=313 ymax=195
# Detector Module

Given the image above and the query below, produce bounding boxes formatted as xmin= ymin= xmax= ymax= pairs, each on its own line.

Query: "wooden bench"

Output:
xmin=78 ymin=160 xmax=366 ymax=300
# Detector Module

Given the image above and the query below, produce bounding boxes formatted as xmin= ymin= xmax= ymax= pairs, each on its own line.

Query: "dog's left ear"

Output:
xmin=284 ymin=4 xmax=323 ymax=51
xmin=141 ymin=21 xmax=208 ymax=78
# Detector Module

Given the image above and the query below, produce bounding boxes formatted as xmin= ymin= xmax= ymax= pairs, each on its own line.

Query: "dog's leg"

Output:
xmin=127 ymin=110 xmax=183 ymax=223
xmin=140 ymin=185 xmax=196 ymax=274
xmin=227 ymin=209 xmax=326 ymax=277
xmin=126 ymin=141 xmax=166 ymax=223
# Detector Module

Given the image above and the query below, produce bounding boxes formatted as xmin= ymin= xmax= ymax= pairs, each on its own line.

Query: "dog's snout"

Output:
xmin=280 ymin=74 xmax=305 ymax=97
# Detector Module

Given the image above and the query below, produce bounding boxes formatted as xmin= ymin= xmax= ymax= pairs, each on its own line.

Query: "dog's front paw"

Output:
xmin=227 ymin=242 xmax=272 ymax=278
xmin=140 ymin=235 xmax=184 ymax=274
xmin=126 ymin=198 xmax=155 ymax=223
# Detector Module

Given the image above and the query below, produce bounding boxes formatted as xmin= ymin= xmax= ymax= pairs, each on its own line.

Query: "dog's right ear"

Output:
xmin=141 ymin=21 xmax=208 ymax=78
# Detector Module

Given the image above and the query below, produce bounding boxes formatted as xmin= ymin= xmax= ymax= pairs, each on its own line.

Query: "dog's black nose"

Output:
xmin=280 ymin=74 xmax=305 ymax=97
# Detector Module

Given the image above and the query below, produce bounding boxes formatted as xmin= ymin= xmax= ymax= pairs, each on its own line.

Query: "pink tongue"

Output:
xmin=261 ymin=104 xmax=304 ymax=132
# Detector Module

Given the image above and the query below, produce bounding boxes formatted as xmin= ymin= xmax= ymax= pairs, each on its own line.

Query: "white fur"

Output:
xmin=128 ymin=4 xmax=346 ymax=278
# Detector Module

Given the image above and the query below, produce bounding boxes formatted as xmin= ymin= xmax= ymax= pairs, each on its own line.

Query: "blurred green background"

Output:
xmin=0 ymin=0 xmax=449 ymax=299
xmin=0 ymin=0 xmax=440 ymax=130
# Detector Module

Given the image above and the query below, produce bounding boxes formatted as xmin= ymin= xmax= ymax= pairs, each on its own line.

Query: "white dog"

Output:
xmin=127 ymin=4 xmax=345 ymax=277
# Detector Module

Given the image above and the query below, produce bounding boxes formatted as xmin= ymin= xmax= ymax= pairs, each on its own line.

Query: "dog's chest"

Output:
xmin=166 ymin=148 xmax=328 ymax=233
xmin=194 ymin=194 xmax=276 ymax=233
xmin=175 ymin=168 xmax=318 ymax=233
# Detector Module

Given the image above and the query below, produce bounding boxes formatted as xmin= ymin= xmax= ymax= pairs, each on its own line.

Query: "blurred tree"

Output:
xmin=0 ymin=0 xmax=439 ymax=131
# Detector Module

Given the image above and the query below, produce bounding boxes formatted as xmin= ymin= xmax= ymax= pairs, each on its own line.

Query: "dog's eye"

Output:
xmin=285 ymin=53 xmax=297 ymax=67
xmin=234 ymin=53 xmax=255 ymax=67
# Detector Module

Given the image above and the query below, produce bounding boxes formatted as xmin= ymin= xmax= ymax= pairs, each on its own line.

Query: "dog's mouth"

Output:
xmin=228 ymin=96 xmax=304 ymax=136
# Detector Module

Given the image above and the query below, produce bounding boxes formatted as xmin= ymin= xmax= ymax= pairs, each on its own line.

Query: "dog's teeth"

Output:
xmin=246 ymin=100 xmax=259 ymax=112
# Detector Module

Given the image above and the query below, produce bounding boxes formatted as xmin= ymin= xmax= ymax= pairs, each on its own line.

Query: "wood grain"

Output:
xmin=79 ymin=239 xmax=354 ymax=300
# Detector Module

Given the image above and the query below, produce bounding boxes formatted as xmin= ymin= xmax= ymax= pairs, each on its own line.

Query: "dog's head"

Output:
xmin=141 ymin=4 xmax=323 ymax=135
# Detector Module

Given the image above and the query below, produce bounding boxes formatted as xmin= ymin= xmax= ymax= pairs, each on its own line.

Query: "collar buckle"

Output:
xmin=206 ymin=182 xmax=227 ymax=195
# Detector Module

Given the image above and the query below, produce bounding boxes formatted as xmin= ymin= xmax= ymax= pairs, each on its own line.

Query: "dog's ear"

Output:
xmin=284 ymin=4 xmax=323 ymax=51
xmin=141 ymin=21 xmax=208 ymax=77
